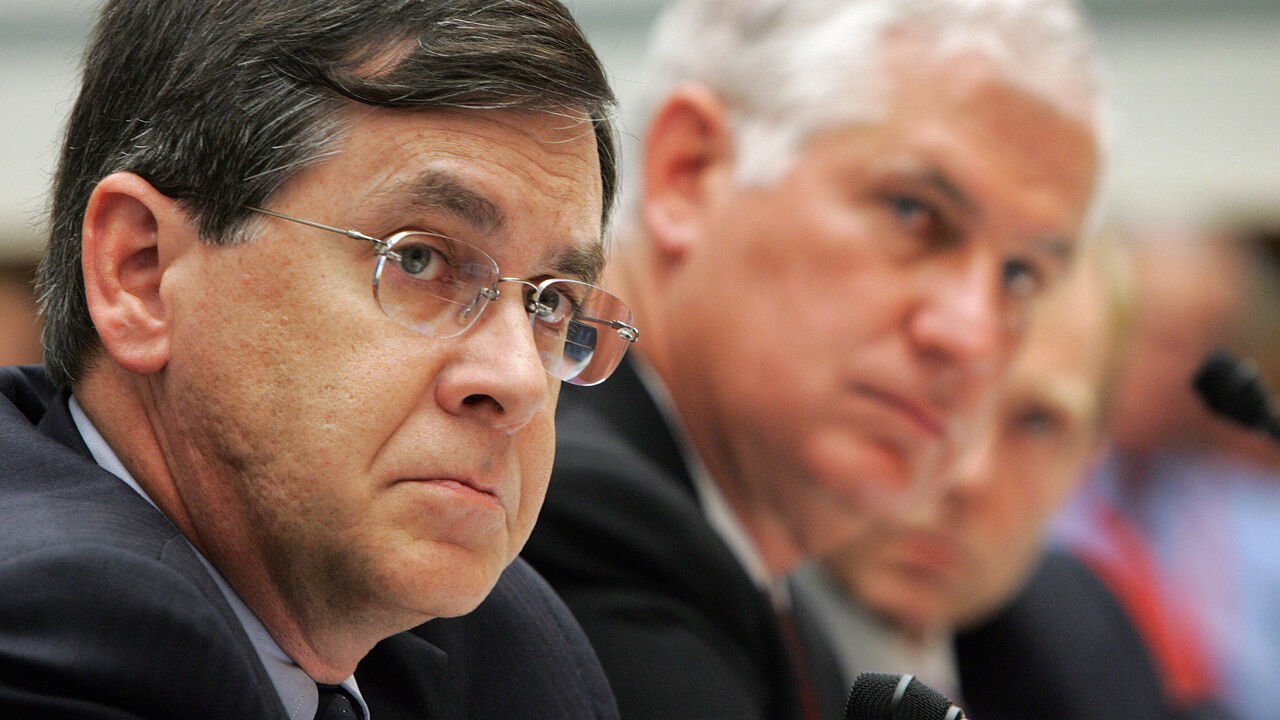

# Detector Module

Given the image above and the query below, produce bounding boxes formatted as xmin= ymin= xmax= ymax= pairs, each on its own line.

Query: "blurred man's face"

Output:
xmin=828 ymin=255 xmax=1110 ymax=636
xmin=660 ymin=54 xmax=1099 ymax=568
xmin=156 ymin=108 xmax=602 ymax=631
xmin=1110 ymin=235 xmax=1247 ymax=452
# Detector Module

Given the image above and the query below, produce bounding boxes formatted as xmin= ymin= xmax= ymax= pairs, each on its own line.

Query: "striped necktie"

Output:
xmin=777 ymin=607 xmax=825 ymax=720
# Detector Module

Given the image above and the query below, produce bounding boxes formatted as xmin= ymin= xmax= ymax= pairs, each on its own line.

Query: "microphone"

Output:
xmin=1192 ymin=348 xmax=1280 ymax=441
xmin=845 ymin=672 xmax=965 ymax=720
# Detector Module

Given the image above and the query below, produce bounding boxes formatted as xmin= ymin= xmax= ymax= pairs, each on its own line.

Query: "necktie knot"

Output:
xmin=315 ymin=682 xmax=362 ymax=720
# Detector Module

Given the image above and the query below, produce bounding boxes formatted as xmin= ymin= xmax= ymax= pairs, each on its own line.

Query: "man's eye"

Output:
xmin=531 ymin=286 xmax=578 ymax=324
xmin=889 ymin=195 xmax=952 ymax=245
xmin=891 ymin=195 xmax=929 ymax=224
xmin=396 ymin=243 xmax=448 ymax=279
xmin=1013 ymin=406 xmax=1062 ymax=438
xmin=1002 ymin=258 xmax=1043 ymax=300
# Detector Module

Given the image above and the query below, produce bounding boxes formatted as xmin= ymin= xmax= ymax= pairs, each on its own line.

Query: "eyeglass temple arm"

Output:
xmin=244 ymin=205 xmax=386 ymax=247
xmin=578 ymin=314 xmax=639 ymax=343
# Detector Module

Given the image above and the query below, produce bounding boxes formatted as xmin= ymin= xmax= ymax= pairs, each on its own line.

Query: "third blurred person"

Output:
xmin=792 ymin=237 xmax=1232 ymax=720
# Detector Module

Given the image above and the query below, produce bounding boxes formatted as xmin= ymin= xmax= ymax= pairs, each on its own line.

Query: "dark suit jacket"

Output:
xmin=522 ymin=359 xmax=846 ymax=720
xmin=956 ymin=551 xmax=1233 ymax=720
xmin=0 ymin=365 xmax=617 ymax=720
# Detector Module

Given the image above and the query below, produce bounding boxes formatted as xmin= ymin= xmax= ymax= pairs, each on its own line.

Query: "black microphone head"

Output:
xmin=845 ymin=672 xmax=900 ymax=719
xmin=845 ymin=672 xmax=964 ymax=720
xmin=1193 ymin=349 xmax=1274 ymax=430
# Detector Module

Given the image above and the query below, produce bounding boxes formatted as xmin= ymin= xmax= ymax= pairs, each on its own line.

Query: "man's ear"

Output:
xmin=641 ymin=83 xmax=736 ymax=261
xmin=81 ymin=172 xmax=195 ymax=376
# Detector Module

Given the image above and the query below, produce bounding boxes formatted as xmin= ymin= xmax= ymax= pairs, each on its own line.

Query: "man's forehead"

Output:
xmin=880 ymin=55 xmax=1099 ymax=197
xmin=332 ymin=104 xmax=600 ymax=177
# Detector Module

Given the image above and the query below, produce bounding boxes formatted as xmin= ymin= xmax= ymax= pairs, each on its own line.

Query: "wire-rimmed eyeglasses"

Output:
xmin=245 ymin=206 xmax=638 ymax=386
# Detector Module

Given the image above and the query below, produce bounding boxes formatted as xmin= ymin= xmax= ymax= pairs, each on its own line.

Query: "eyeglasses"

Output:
xmin=244 ymin=206 xmax=638 ymax=386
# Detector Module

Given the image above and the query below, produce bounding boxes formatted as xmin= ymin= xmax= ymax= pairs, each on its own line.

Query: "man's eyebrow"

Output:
xmin=376 ymin=169 xmax=505 ymax=234
xmin=918 ymin=168 xmax=977 ymax=216
xmin=1037 ymin=236 xmax=1077 ymax=264
xmin=912 ymin=167 xmax=1078 ymax=263
xmin=553 ymin=242 xmax=607 ymax=285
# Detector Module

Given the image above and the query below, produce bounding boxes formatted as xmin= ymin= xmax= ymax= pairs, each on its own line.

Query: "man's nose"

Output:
xmin=905 ymin=412 xmax=1001 ymax=521
xmin=908 ymin=251 xmax=1012 ymax=411
xmin=912 ymin=252 xmax=1007 ymax=365
xmin=434 ymin=287 xmax=551 ymax=433
xmin=946 ymin=416 xmax=1001 ymax=498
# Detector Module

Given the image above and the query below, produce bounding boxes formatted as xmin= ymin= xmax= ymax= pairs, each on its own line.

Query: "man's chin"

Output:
xmin=864 ymin=574 xmax=953 ymax=626
xmin=383 ymin=545 xmax=510 ymax=620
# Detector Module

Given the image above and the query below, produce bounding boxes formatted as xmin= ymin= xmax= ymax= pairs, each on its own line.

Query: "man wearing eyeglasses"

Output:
xmin=522 ymin=1 xmax=1105 ymax=719
xmin=0 ymin=1 xmax=633 ymax=719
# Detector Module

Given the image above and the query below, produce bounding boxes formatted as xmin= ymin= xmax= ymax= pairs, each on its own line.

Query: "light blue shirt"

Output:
xmin=69 ymin=396 xmax=370 ymax=720
xmin=792 ymin=561 xmax=961 ymax=703
xmin=1056 ymin=450 xmax=1280 ymax=720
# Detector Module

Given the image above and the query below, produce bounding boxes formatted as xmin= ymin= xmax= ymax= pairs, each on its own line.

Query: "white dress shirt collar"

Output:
xmin=631 ymin=360 xmax=788 ymax=606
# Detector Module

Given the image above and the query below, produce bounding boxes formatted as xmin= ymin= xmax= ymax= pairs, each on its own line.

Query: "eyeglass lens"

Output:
xmin=374 ymin=232 xmax=634 ymax=386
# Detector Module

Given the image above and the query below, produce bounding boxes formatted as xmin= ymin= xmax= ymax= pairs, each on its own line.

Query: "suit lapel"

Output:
xmin=558 ymin=358 xmax=693 ymax=494
xmin=358 ymin=629 xmax=454 ymax=720
xmin=22 ymin=377 xmax=290 ymax=720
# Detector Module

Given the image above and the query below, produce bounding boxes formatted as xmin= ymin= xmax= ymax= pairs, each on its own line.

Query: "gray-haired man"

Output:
xmin=524 ymin=1 xmax=1105 ymax=718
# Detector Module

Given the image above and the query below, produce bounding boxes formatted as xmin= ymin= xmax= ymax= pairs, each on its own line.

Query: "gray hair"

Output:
xmin=622 ymin=0 xmax=1104 ymax=216
xmin=38 ymin=0 xmax=617 ymax=389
